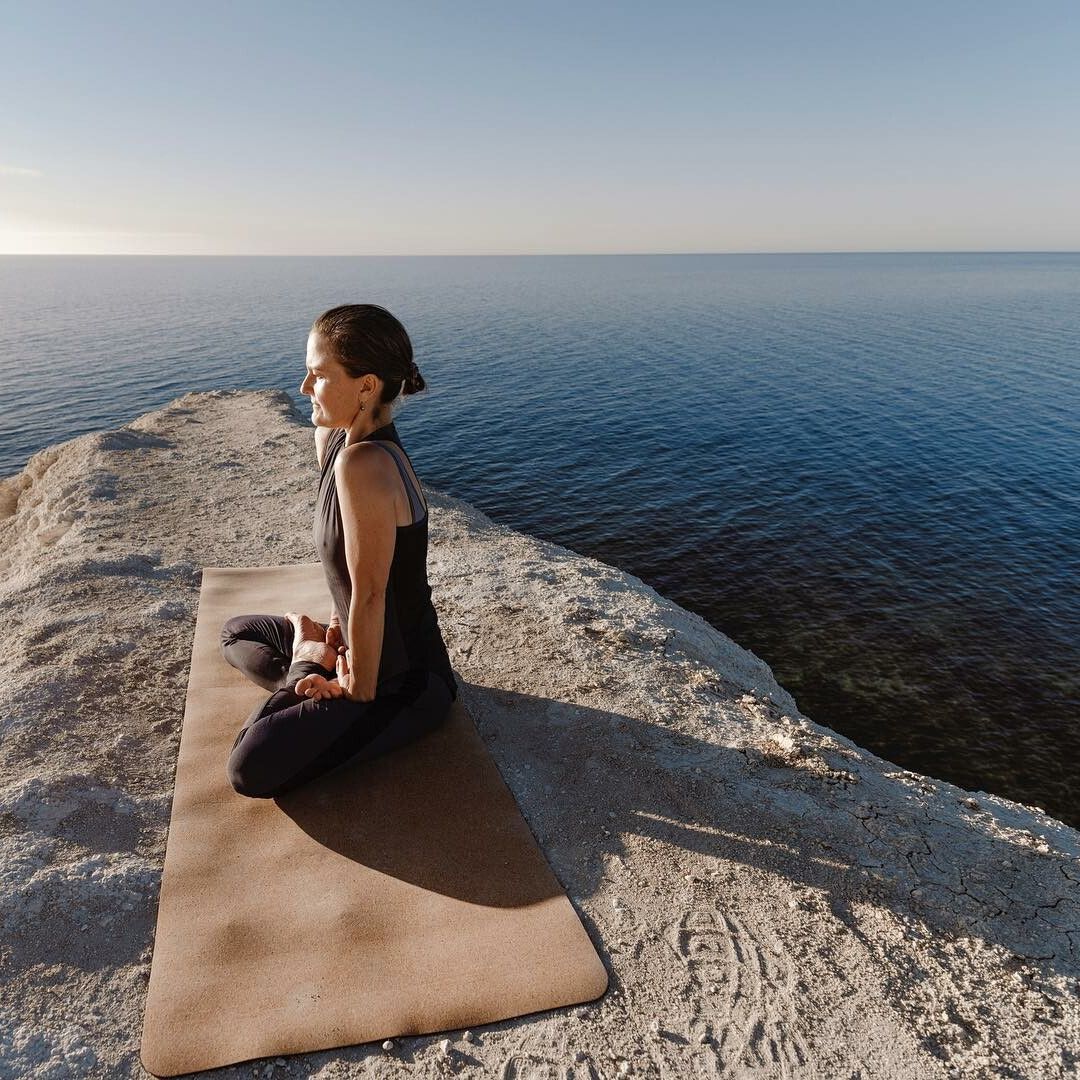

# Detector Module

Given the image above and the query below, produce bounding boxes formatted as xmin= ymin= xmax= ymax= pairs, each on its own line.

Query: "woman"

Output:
xmin=218 ymin=304 xmax=458 ymax=798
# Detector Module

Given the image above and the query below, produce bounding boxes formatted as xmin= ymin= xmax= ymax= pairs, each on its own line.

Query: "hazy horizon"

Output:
xmin=3 ymin=1 xmax=1078 ymax=256
xmin=5 ymin=250 xmax=1080 ymax=258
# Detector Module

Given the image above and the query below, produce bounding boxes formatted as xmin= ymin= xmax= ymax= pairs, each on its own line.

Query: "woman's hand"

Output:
xmin=335 ymin=647 xmax=367 ymax=702
xmin=325 ymin=620 xmax=345 ymax=653
xmin=294 ymin=673 xmax=344 ymax=702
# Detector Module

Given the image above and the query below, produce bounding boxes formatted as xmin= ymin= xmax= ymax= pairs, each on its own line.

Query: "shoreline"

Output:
xmin=0 ymin=388 xmax=1076 ymax=1077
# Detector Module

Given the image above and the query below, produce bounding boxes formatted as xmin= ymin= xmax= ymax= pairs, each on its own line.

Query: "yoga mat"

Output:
xmin=140 ymin=563 xmax=608 ymax=1077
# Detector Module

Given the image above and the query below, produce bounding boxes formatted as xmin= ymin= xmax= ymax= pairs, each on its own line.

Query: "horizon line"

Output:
xmin=2 ymin=249 xmax=1079 ymax=258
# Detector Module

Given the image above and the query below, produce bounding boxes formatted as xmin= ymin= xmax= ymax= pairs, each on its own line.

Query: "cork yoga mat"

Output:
xmin=140 ymin=563 xmax=608 ymax=1077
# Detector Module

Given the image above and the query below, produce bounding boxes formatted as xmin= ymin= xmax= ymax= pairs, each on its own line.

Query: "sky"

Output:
xmin=1 ymin=1 xmax=1078 ymax=255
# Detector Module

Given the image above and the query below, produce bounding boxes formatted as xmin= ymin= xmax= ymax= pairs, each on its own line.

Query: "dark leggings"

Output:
xmin=219 ymin=614 xmax=454 ymax=799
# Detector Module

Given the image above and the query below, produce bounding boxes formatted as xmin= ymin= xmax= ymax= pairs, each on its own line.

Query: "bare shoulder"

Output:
xmin=334 ymin=441 xmax=399 ymax=500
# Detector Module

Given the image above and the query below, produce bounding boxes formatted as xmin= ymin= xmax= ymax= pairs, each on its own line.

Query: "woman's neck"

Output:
xmin=344 ymin=412 xmax=391 ymax=447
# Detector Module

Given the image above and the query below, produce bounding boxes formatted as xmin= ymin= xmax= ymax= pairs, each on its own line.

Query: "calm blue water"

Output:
xmin=2 ymin=254 xmax=1077 ymax=826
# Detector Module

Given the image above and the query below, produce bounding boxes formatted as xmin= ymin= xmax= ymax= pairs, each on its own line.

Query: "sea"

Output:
xmin=2 ymin=253 xmax=1077 ymax=828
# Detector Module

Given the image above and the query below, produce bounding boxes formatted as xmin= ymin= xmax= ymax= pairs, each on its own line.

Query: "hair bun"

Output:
xmin=403 ymin=362 xmax=426 ymax=396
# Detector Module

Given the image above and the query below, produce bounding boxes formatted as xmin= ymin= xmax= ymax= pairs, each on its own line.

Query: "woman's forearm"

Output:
xmin=347 ymin=592 xmax=386 ymax=702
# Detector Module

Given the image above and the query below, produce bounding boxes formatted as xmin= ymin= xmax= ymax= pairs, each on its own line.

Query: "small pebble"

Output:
xmin=617 ymin=1062 xmax=631 ymax=1076
xmin=439 ymin=1038 xmax=453 ymax=1055
xmin=463 ymin=1029 xmax=476 ymax=1043
xmin=381 ymin=1040 xmax=394 ymax=1052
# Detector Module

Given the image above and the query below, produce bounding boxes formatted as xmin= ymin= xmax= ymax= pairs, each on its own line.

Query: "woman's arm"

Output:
xmin=344 ymin=595 xmax=386 ymax=701
xmin=334 ymin=445 xmax=399 ymax=702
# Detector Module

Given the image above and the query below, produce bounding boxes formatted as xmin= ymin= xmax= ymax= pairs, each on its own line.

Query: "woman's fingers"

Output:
xmin=335 ymin=649 xmax=354 ymax=700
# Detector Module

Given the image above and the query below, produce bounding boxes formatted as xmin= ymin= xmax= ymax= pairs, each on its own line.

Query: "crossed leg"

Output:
xmin=219 ymin=612 xmax=336 ymax=693
xmin=218 ymin=613 xmax=452 ymax=798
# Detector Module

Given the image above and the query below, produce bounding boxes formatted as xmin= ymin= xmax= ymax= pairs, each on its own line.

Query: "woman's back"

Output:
xmin=314 ymin=421 xmax=457 ymax=699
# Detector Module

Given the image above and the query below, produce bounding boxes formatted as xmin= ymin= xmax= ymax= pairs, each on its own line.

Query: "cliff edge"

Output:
xmin=1 ymin=390 xmax=1076 ymax=1079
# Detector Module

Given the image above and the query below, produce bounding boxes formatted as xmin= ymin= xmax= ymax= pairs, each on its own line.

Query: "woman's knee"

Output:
xmin=225 ymin=694 xmax=310 ymax=798
xmin=219 ymin=615 xmax=252 ymax=652
xmin=226 ymin=743 xmax=277 ymax=799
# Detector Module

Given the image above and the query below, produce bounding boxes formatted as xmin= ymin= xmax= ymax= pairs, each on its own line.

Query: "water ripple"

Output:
xmin=1 ymin=252 xmax=1077 ymax=825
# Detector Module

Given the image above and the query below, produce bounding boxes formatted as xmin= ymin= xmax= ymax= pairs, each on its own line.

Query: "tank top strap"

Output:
xmin=365 ymin=440 xmax=427 ymax=524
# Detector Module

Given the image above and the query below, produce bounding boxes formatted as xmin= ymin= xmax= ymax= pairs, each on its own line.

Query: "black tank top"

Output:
xmin=313 ymin=420 xmax=457 ymax=700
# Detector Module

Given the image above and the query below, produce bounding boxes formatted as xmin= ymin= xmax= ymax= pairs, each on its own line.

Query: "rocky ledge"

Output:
xmin=1 ymin=390 xmax=1077 ymax=1079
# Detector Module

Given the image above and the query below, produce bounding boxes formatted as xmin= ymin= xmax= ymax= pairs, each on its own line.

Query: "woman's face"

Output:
xmin=300 ymin=332 xmax=372 ymax=427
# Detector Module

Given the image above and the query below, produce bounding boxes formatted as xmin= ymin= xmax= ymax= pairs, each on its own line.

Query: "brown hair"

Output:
xmin=310 ymin=304 xmax=426 ymax=404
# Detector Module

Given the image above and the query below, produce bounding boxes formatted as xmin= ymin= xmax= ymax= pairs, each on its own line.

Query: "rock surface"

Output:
xmin=1 ymin=389 xmax=1077 ymax=1079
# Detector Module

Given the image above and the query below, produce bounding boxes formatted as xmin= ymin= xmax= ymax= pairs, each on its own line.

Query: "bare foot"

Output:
xmin=285 ymin=611 xmax=338 ymax=670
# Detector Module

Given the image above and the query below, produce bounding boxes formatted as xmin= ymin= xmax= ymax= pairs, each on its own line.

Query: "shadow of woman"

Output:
xmin=279 ymin=678 xmax=1078 ymax=994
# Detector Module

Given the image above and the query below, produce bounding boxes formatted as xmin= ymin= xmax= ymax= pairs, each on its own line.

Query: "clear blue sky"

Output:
xmin=2 ymin=1 xmax=1077 ymax=254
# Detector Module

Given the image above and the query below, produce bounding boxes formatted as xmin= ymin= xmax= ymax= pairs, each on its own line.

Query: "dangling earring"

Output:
xmin=358 ymin=400 xmax=365 ymax=412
